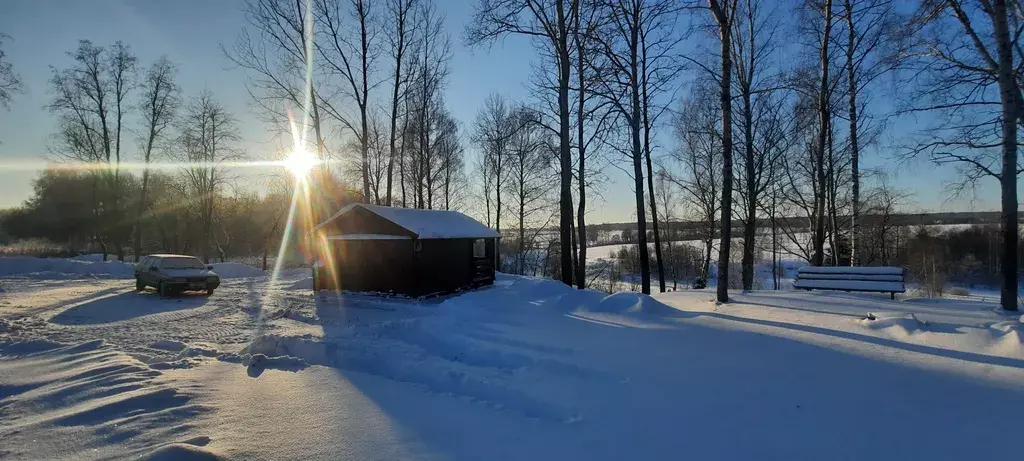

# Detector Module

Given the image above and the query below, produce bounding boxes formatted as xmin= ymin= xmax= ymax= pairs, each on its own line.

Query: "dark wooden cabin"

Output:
xmin=309 ymin=204 xmax=500 ymax=296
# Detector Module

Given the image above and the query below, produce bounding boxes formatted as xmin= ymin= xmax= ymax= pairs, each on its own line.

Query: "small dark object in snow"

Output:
xmin=692 ymin=278 xmax=707 ymax=289
xmin=864 ymin=313 xmax=877 ymax=321
xmin=247 ymin=353 xmax=267 ymax=368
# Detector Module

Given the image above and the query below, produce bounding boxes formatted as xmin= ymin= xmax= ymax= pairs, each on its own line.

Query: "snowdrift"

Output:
xmin=0 ymin=257 xmax=270 ymax=279
xmin=0 ymin=339 xmax=215 ymax=460
xmin=0 ymin=256 xmax=134 ymax=279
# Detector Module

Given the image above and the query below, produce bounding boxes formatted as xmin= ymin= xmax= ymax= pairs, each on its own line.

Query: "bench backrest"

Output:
xmin=796 ymin=266 xmax=905 ymax=282
xmin=793 ymin=266 xmax=906 ymax=293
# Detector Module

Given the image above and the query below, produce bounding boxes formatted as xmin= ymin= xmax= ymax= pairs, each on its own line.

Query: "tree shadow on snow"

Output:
xmin=701 ymin=311 xmax=1024 ymax=369
xmin=49 ymin=291 xmax=210 ymax=325
xmin=301 ymin=297 xmax=1024 ymax=460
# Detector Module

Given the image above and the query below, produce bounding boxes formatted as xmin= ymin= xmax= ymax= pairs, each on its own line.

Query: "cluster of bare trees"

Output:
xmin=466 ymin=0 xmax=683 ymax=294
xmin=228 ymin=0 xmax=466 ymax=219
xmin=41 ymin=40 xmax=282 ymax=264
xmin=664 ymin=0 xmax=1020 ymax=310
xmin=471 ymin=0 xmax=1019 ymax=310
xmin=472 ymin=94 xmax=558 ymax=276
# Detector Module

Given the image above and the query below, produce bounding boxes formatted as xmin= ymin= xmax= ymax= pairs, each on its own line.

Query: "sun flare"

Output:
xmin=285 ymin=148 xmax=318 ymax=179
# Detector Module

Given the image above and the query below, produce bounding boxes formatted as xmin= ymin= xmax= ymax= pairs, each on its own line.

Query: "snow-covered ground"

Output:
xmin=1 ymin=257 xmax=1023 ymax=460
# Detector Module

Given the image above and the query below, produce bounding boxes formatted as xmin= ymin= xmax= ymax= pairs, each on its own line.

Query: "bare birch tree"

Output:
xmin=316 ymin=0 xmax=379 ymax=202
xmin=467 ymin=0 xmax=578 ymax=286
xmin=175 ymin=92 xmax=240 ymax=263
xmin=708 ymin=0 xmax=738 ymax=302
xmin=132 ymin=57 xmax=179 ymax=261
xmin=384 ymin=0 xmax=418 ymax=205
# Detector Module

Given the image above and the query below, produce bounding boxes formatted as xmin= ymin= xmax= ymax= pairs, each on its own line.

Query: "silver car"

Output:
xmin=135 ymin=254 xmax=221 ymax=296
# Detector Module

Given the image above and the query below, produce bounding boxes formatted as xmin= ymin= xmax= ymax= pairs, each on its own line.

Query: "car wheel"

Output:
xmin=205 ymin=288 xmax=214 ymax=296
xmin=135 ymin=277 xmax=145 ymax=291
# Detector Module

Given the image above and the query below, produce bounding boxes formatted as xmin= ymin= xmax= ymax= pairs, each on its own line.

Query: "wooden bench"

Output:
xmin=793 ymin=266 xmax=906 ymax=300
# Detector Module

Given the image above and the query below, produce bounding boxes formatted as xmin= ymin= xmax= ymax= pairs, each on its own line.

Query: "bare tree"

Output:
xmin=467 ymin=0 xmax=578 ymax=286
xmin=434 ymin=110 xmax=465 ymax=211
xmin=807 ymin=0 xmax=835 ymax=266
xmin=731 ymin=0 xmax=784 ymax=290
xmin=506 ymin=108 xmax=554 ymax=274
xmin=48 ymin=40 xmax=136 ymax=261
xmin=900 ymin=0 xmax=1021 ymax=311
xmin=133 ymin=58 xmax=179 ymax=261
xmin=638 ymin=0 xmax=684 ymax=293
xmin=408 ymin=0 xmax=452 ymax=209
xmin=473 ymin=94 xmax=516 ymax=231
xmin=316 ymin=0 xmax=379 ymax=202
xmin=709 ymin=0 xmax=738 ymax=302
xmin=588 ymin=0 xmax=675 ymax=294
xmin=0 ymin=33 xmax=23 ymax=111
xmin=384 ymin=0 xmax=418 ymax=205
xmin=570 ymin=1 xmax=606 ymax=289
xmin=175 ymin=92 xmax=240 ymax=263
xmin=840 ymin=0 xmax=897 ymax=265
xmin=670 ymin=82 xmax=722 ymax=282
xmin=226 ymin=0 xmax=327 ymax=164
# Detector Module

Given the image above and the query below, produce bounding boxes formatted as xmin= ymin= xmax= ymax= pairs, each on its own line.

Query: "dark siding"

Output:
xmin=319 ymin=239 xmax=415 ymax=294
xmin=414 ymin=239 xmax=474 ymax=295
xmin=314 ymin=231 xmax=497 ymax=296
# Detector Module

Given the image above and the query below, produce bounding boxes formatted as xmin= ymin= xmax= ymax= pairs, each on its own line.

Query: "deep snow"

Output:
xmin=1 ymin=257 xmax=1023 ymax=460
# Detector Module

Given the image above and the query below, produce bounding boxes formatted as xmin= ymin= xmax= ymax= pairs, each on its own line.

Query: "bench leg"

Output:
xmin=890 ymin=292 xmax=895 ymax=300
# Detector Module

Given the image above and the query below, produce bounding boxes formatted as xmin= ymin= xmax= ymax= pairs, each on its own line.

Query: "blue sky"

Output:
xmin=0 ymin=0 xmax=1005 ymax=224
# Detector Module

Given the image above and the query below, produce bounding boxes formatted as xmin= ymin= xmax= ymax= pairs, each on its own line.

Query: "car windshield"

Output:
xmin=161 ymin=258 xmax=205 ymax=270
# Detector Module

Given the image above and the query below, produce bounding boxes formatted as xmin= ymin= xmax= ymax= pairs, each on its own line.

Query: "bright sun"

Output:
xmin=285 ymin=148 xmax=318 ymax=178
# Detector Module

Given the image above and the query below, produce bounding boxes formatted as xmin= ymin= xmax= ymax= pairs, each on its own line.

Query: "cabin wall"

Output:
xmin=414 ymin=239 xmax=474 ymax=295
xmin=319 ymin=240 xmax=415 ymax=293
xmin=317 ymin=237 xmax=497 ymax=296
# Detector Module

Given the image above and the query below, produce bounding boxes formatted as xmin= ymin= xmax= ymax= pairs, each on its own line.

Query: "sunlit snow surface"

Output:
xmin=1 ymin=257 xmax=1023 ymax=460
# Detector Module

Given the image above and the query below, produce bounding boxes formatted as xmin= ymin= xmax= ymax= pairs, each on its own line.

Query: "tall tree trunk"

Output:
xmin=772 ymin=188 xmax=778 ymax=290
xmin=386 ymin=15 xmax=406 ymax=207
xmin=812 ymin=0 xmax=833 ymax=267
xmin=556 ymin=1 xmax=574 ymax=287
xmin=519 ymin=196 xmax=526 ymax=274
xmin=631 ymin=97 xmax=651 ymax=294
xmin=741 ymin=90 xmax=756 ymax=290
xmin=359 ymin=2 xmax=371 ymax=203
xmin=827 ymin=126 xmax=838 ymax=264
xmin=993 ymin=0 xmax=1019 ymax=311
xmin=575 ymin=27 xmax=587 ymax=289
xmin=711 ymin=0 xmax=734 ymax=303
xmin=845 ymin=0 xmax=860 ymax=266
xmin=643 ymin=79 xmax=665 ymax=293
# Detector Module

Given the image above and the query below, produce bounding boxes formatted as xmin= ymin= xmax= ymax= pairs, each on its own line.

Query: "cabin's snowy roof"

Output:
xmin=314 ymin=204 xmax=500 ymax=239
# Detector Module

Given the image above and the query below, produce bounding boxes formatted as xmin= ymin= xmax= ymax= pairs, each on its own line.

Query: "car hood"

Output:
xmin=163 ymin=269 xmax=219 ymax=278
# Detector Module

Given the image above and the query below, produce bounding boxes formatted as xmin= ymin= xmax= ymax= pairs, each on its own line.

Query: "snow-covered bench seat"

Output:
xmin=793 ymin=266 xmax=906 ymax=300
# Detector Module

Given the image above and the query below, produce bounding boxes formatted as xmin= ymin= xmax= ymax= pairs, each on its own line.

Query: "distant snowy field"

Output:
xmin=1 ymin=257 xmax=1023 ymax=460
